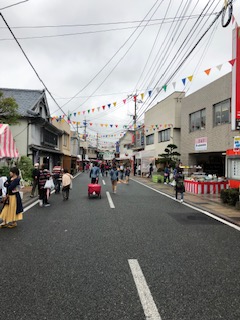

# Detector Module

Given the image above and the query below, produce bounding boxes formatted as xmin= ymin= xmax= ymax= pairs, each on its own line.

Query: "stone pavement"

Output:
xmin=20 ymin=177 xmax=240 ymax=227
xmin=131 ymin=176 xmax=240 ymax=227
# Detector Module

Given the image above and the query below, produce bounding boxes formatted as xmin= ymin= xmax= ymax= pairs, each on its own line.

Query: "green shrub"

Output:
xmin=157 ymin=175 xmax=164 ymax=183
xmin=18 ymin=156 xmax=33 ymax=181
xmin=220 ymin=188 xmax=239 ymax=206
xmin=0 ymin=166 xmax=10 ymax=177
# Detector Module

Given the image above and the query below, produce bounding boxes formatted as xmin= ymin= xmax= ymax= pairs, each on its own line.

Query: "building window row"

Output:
xmin=213 ymin=99 xmax=230 ymax=126
xmin=158 ymin=128 xmax=170 ymax=142
xmin=146 ymin=134 xmax=154 ymax=145
xmin=189 ymin=99 xmax=230 ymax=132
xmin=190 ymin=108 xmax=206 ymax=132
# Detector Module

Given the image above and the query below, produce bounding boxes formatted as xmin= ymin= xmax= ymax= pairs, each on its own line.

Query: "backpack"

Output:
xmin=110 ymin=169 xmax=118 ymax=180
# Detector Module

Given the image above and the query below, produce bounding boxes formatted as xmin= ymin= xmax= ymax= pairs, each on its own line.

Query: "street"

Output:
xmin=0 ymin=173 xmax=240 ymax=320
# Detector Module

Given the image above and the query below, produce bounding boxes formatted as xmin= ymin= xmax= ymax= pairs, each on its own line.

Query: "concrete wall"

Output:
xmin=144 ymin=91 xmax=184 ymax=159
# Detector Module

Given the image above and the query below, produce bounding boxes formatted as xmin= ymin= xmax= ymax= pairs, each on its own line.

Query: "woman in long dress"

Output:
xmin=0 ymin=167 xmax=23 ymax=228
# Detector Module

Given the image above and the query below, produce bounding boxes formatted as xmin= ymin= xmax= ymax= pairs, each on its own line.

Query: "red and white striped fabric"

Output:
xmin=0 ymin=124 xmax=19 ymax=158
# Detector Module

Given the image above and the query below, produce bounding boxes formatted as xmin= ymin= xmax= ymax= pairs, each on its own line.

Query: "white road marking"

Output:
xmin=132 ymin=179 xmax=240 ymax=232
xmin=128 ymin=259 xmax=162 ymax=320
xmin=106 ymin=191 xmax=115 ymax=208
xmin=102 ymin=180 xmax=106 ymax=185
xmin=24 ymin=200 xmax=39 ymax=212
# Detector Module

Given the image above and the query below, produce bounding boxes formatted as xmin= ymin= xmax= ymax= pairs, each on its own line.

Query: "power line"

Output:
xmin=136 ymin=0 xmax=221 ymax=121
xmin=0 ymin=12 xmax=69 ymax=120
xmin=52 ymin=0 xmax=161 ymax=115
xmin=0 ymin=13 xmax=217 ymax=29
xmin=0 ymin=0 xmax=29 ymax=11
xmin=136 ymin=1 xmax=224 ymax=122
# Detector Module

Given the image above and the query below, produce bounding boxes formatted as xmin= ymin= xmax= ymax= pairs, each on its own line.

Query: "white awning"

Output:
xmin=135 ymin=149 xmax=155 ymax=159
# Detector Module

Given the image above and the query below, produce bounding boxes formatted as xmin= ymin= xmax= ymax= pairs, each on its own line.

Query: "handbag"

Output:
xmin=44 ymin=178 xmax=55 ymax=190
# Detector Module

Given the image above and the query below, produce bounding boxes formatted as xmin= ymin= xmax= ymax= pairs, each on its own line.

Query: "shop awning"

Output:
xmin=134 ymin=149 xmax=155 ymax=159
xmin=0 ymin=124 xmax=19 ymax=158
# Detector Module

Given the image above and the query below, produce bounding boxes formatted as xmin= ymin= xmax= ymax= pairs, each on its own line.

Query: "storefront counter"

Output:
xmin=184 ymin=179 xmax=229 ymax=194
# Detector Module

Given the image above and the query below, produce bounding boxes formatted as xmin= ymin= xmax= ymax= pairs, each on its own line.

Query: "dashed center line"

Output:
xmin=128 ymin=259 xmax=162 ymax=320
xmin=102 ymin=180 xmax=106 ymax=185
xmin=106 ymin=191 xmax=115 ymax=208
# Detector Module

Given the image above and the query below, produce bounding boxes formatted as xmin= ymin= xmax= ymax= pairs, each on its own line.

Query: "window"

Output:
xmin=146 ymin=134 xmax=154 ymax=145
xmin=189 ymin=109 xmax=206 ymax=132
xmin=43 ymin=130 xmax=58 ymax=147
xmin=158 ymin=128 xmax=170 ymax=142
xmin=63 ymin=133 xmax=68 ymax=147
xmin=213 ymin=99 xmax=230 ymax=126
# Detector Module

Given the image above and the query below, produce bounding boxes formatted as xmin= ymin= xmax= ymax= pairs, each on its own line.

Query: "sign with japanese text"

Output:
xmin=195 ymin=137 xmax=207 ymax=151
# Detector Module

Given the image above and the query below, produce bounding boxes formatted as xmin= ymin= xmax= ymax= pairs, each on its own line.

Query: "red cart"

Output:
xmin=88 ymin=183 xmax=101 ymax=199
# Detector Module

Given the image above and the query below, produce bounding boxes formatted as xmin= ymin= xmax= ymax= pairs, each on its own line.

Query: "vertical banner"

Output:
xmin=232 ymin=26 xmax=240 ymax=130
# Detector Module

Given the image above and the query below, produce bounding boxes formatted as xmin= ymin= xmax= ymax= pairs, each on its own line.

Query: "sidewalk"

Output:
xmin=131 ymin=176 xmax=240 ymax=227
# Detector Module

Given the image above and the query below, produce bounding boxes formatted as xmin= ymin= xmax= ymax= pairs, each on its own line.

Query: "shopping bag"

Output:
xmin=44 ymin=178 xmax=55 ymax=190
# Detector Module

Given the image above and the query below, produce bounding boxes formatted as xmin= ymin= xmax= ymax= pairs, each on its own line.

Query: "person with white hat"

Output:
xmin=30 ymin=163 xmax=40 ymax=198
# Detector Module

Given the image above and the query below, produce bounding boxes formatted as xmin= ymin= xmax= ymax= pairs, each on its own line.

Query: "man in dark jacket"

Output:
xmin=30 ymin=163 xmax=40 ymax=197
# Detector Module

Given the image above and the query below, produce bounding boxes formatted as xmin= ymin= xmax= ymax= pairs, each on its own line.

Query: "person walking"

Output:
xmin=38 ymin=164 xmax=51 ymax=207
xmin=164 ymin=165 xmax=170 ymax=184
xmin=110 ymin=164 xmax=119 ymax=193
xmin=52 ymin=162 xmax=62 ymax=194
xmin=62 ymin=169 xmax=73 ymax=200
xmin=149 ymin=163 xmax=153 ymax=178
xmin=0 ymin=167 xmax=23 ymax=228
xmin=175 ymin=168 xmax=185 ymax=203
xmin=125 ymin=166 xmax=131 ymax=184
xmin=90 ymin=163 xmax=100 ymax=184
xmin=30 ymin=163 xmax=40 ymax=198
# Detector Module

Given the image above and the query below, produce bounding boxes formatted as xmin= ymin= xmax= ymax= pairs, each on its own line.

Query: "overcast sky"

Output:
xmin=0 ymin=0 xmax=239 ymax=147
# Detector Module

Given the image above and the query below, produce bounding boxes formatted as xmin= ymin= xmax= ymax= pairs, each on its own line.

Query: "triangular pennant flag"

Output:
xmin=110 ymin=124 xmax=113 ymax=128
xmin=83 ymin=111 xmax=85 ymax=115
xmin=105 ymin=124 xmax=108 ymax=127
xmin=73 ymin=113 xmax=76 ymax=117
xmin=162 ymin=85 xmax=167 ymax=92
xmin=88 ymin=110 xmax=90 ymax=113
xmin=141 ymin=93 xmax=144 ymax=100
xmin=78 ymin=112 xmax=81 ymax=115
xmin=108 ymin=104 xmax=111 ymax=108
xmin=216 ymin=64 xmax=222 ymax=71
xmin=123 ymin=99 xmax=126 ymax=104
xmin=97 ymin=107 xmax=100 ymax=111
xmin=187 ymin=75 xmax=193 ymax=82
xmin=204 ymin=68 xmax=211 ymax=75
xmin=148 ymin=90 xmax=152 ymax=97
xmin=156 ymin=87 xmax=160 ymax=93
xmin=182 ymin=78 xmax=186 ymax=86
xmin=172 ymin=82 xmax=176 ymax=89
xmin=101 ymin=124 xmax=103 ymax=127
xmin=113 ymin=102 xmax=117 ymax=106
xmin=72 ymin=121 xmax=76 ymax=124
xmin=115 ymin=125 xmax=118 ymax=128
xmin=90 ymin=123 xmax=92 ymax=126
xmin=102 ymin=105 xmax=105 ymax=110
xmin=228 ymin=59 xmax=236 ymax=66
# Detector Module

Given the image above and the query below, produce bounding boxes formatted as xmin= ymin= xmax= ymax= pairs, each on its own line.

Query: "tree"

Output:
xmin=158 ymin=143 xmax=181 ymax=167
xmin=0 ymin=91 xmax=20 ymax=125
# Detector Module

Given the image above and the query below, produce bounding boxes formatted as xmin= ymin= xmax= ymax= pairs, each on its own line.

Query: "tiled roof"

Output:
xmin=0 ymin=88 xmax=46 ymax=117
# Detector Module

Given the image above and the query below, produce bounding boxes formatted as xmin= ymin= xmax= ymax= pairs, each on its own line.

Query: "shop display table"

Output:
xmin=184 ymin=179 xmax=229 ymax=194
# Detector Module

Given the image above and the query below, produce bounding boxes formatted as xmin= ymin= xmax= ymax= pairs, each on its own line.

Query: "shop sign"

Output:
xmin=233 ymin=136 xmax=240 ymax=149
xmin=195 ymin=137 xmax=207 ymax=151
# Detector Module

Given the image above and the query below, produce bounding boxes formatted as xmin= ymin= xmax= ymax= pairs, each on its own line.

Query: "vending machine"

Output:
xmin=226 ymin=148 xmax=240 ymax=188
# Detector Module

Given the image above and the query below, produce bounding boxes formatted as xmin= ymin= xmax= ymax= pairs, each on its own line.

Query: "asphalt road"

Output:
xmin=0 ymin=172 xmax=240 ymax=320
